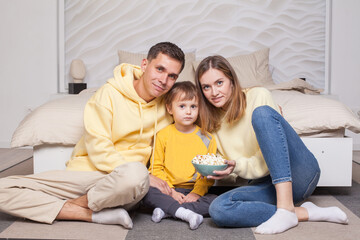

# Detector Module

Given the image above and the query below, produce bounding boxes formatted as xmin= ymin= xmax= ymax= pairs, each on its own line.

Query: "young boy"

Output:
xmin=142 ymin=81 xmax=217 ymax=230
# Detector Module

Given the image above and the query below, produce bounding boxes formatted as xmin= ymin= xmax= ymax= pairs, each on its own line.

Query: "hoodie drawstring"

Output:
xmin=151 ymin=103 xmax=158 ymax=174
xmin=128 ymin=101 xmax=158 ymax=174
xmin=129 ymin=101 xmax=144 ymax=149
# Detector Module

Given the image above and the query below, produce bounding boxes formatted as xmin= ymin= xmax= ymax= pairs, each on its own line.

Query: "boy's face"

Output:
xmin=139 ymin=53 xmax=182 ymax=102
xmin=166 ymin=94 xmax=199 ymax=132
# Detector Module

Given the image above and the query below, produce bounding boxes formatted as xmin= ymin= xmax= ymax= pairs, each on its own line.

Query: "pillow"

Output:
xmin=193 ymin=48 xmax=275 ymax=88
xmin=266 ymin=78 xmax=323 ymax=94
xmin=118 ymin=49 xmax=196 ymax=83
xmin=11 ymin=91 xmax=96 ymax=148
xmin=271 ymin=90 xmax=360 ymax=135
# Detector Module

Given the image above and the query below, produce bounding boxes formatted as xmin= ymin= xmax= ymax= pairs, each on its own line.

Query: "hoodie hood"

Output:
xmin=107 ymin=63 xmax=160 ymax=106
xmin=107 ymin=63 xmax=160 ymax=151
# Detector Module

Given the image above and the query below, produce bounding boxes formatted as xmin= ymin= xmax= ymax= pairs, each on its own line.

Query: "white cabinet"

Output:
xmin=302 ymin=137 xmax=352 ymax=187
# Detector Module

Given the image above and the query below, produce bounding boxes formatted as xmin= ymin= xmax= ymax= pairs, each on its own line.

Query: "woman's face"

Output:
xmin=199 ymin=68 xmax=233 ymax=108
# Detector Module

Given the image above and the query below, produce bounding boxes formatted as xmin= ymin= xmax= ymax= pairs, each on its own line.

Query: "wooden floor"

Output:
xmin=0 ymin=148 xmax=33 ymax=178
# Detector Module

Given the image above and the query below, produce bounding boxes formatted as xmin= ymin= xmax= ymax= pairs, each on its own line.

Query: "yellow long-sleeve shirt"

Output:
xmin=151 ymin=124 xmax=216 ymax=196
xmin=215 ymin=87 xmax=280 ymax=180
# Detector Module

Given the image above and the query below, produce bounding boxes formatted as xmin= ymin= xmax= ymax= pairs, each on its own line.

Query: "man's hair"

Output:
xmin=164 ymin=81 xmax=199 ymax=109
xmin=147 ymin=42 xmax=185 ymax=72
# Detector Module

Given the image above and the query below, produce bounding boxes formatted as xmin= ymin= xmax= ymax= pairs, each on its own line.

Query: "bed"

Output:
xmin=11 ymin=48 xmax=360 ymax=187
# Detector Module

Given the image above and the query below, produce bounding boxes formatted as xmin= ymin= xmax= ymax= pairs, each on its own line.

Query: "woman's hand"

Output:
xmin=183 ymin=192 xmax=200 ymax=203
xmin=171 ymin=189 xmax=186 ymax=204
xmin=207 ymin=160 xmax=236 ymax=180
xmin=149 ymin=174 xmax=172 ymax=195
xmin=278 ymin=105 xmax=284 ymax=116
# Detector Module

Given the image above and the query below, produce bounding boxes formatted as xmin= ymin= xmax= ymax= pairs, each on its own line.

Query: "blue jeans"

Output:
xmin=209 ymin=105 xmax=320 ymax=227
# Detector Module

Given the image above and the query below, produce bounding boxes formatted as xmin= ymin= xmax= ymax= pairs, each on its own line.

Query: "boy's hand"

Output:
xmin=183 ymin=192 xmax=200 ymax=203
xmin=149 ymin=174 xmax=172 ymax=195
xmin=171 ymin=189 xmax=185 ymax=204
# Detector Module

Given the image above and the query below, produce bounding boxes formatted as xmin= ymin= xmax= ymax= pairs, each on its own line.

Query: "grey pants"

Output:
xmin=0 ymin=162 xmax=149 ymax=224
xmin=142 ymin=187 xmax=217 ymax=217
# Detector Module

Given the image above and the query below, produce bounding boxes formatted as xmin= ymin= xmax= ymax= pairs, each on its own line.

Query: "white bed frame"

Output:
xmin=33 ymin=137 xmax=353 ymax=187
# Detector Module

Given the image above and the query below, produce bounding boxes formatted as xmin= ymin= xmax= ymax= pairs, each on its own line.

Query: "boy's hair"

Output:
xmin=195 ymin=55 xmax=247 ymax=133
xmin=164 ymin=81 xmax=207 ymax=133
xmin=147 ymin=42 xmax=185 ymax=72
xmin=164 ymin=81 xmax=199 ymax=110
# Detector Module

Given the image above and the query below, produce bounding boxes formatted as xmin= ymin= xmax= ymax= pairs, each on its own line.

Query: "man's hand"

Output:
xmin=149 ymin=174 xmax=172 ymax=195
xmin=183 ymin=192 xmax=200 ymax=203
xmin=171 ymin=189 xmax=185 ymax=204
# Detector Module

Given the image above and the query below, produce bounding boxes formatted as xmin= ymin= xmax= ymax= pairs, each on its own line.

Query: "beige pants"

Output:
xmin=0 ymin=162 xmax=149 ymax=224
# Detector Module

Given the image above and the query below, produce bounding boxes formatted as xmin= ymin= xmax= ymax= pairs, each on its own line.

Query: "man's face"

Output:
xmin=139 ymin=53 xmax=182 ymax=102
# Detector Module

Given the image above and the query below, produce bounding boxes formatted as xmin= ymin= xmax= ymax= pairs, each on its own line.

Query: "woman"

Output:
xmin=195 ymin=55 xmax=349 ymax=234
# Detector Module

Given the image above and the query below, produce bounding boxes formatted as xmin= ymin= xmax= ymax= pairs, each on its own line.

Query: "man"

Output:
xmin=0 ymin=42 xmax=185 ymax=229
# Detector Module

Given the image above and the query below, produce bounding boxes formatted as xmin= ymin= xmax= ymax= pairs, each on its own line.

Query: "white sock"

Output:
xmin=175 ymin=207 xmax=203 ymax=230
xmin=92 ymin=208 xmax=133 ymax=229
xmin=255 ymin=208 xmax=298 ymax=234
xmin=152 ymin=208 xmax=168 ymax=223
xmin=301 ymin=202 xmax=348 ymax=224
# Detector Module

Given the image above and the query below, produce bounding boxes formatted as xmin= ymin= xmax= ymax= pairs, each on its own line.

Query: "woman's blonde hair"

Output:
xmin=195 ymin=55 xmax=247 ymax=133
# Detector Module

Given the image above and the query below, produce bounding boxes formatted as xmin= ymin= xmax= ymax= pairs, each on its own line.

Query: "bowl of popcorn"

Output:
xmin=192 ymin=153 xmax=228 ymax=176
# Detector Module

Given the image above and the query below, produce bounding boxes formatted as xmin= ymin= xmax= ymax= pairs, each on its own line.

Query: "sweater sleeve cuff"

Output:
xmin=233 ymin=159 xmax=244 ymax=177
xmin=233 ymin=157 xmax=269 ymax=180
xmin=191 ymin=186 xmax=208 ymax=196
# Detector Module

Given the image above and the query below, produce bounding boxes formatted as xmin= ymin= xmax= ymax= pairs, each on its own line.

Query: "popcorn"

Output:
xmin=192 ymin=153 xmax=226 ymax=165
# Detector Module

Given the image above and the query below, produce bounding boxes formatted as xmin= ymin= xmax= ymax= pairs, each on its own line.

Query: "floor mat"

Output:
xmin=0 ymin=219 xmax=128 ymax=240
xmin=0 ymin=184 xmax=359 ymax=240
xmin=253 ymin=195 xmax=360 ymax=240
xmin=126 ymin=211 xmax=255 ymax=240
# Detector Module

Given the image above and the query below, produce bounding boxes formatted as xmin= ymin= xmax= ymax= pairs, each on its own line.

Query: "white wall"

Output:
xmin=330 ymin=0 xmax=360 ymax=108
xmin=330 ymin=0 xmax=360 ymax=149
xmin=0 ymin=0 xmax=58 ymax=147
xmin=64 ymin=0 xmax=327 ymax=90
xmin=0 ymin=0 xmax=359 ymax=149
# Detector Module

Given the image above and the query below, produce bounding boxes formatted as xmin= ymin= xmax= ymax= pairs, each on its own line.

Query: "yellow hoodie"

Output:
xmin=66 ymin=63 xmax=173 ymax=173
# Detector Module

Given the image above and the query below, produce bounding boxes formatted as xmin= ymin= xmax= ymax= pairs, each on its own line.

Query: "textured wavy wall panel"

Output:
xmin=65 ymin=0 xmax=326 ymax=89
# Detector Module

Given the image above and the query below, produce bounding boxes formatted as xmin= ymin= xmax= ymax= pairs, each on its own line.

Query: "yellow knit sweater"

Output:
xmin=215 ymin=87 xmax=280 ymax=180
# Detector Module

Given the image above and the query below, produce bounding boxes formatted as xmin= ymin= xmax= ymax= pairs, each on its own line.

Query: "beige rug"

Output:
xmin=0 ymin=219 xmax=128 ymax=240
xmin=253 ymin=195 xmax=360 ymax=240
xmin=0 ymin=195 xmax=358 ymax=240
